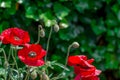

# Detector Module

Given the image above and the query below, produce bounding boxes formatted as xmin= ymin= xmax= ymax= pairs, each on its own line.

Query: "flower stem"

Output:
xmin=11 ymin=47 xmax=20 ymax=80
xmin=0 ymin=48 xmax=8 ymax=63
xmin=8 ymin=48 xmax=12 ymax=61
xmin=0 ymin=48 xmax=8 ymax=80
xmin=11 ymin=48 xmax=19 ymax=70
xmin=25 ymin=66 xmax=30 ymax=80
xmin=24 ymin=72 xmax=29 ymax=80
xmin=51 ymin=45 xmax=73 ymax=80
xmin=45 ymin=26 xmax=53 ymax=62
xmin=35 ymin=26 xmax=41 ymax=44
xmin=65 ymin=45 xmax=72 ymax=67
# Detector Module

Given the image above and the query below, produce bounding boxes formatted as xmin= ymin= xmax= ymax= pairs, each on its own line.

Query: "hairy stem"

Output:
xmin=25 ymin=67 xmax=30 ymax=80
xmin=65 ymin=45 xmax=72 ymax=67
xmin=45 ymin=27 xmax=53 ymax=62
xmin=11 ymin=46 xmax=20 ymax=80
xmin=0 ymin=48 xmax=8 ymax=80
xmin=35 ymin=26 xmax=41 ymax=44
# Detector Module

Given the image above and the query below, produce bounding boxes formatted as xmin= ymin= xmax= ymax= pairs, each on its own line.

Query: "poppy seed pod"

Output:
xmin=72 ymin=42 xmax=80 ymax=48
xmin=39 ymin=29 xmax=45 ymax=38
xmin=30 ymin=70 xmax=37 ymax=80
xmin=54 ymin=24 xmax=59 ymax=32
xmin=42 ymin=73 xmax=49 ymax=80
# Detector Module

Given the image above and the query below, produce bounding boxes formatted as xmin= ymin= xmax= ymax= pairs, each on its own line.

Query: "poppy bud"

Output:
xmin=38 ymin=25 xmax=42 ymax=29
xmin=30 ymin=70 xmax=37 ymax=80
xmin=72 ymin=42 xmax=80 ymax=48
xmin=59 ymin=23 xmax=68 ymax=29
xmin=42 ymin=73 xmax=49 ymax=80
xmin=39 ymin=29 xmax=45 ymax=38
xmin=54 ymin=24 xmax=59 ymax=32
xmin=4 ymin=61 xmax=9 ymax=68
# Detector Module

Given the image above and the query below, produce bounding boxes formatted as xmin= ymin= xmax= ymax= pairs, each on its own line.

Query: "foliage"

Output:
xmin=0 ymin=0 xmax=120 ymax=80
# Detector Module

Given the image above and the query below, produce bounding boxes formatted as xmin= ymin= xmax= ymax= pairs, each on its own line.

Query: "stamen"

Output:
xmin=14 ymin=36 xmax=20 ymax=41
xmin=28 ymin=51 xmax=37 ymax=58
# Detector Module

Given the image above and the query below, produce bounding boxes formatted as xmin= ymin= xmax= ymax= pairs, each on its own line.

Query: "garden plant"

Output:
xmin=0 ymin=26 xmax=101 ymax=80
xmin=0 ymin=0 xmax=120 ymax=80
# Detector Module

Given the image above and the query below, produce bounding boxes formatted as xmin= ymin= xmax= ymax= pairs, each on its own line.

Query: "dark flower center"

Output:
xmin=76 ymin=64 xmax=90 ymax=69
xmin=14 ymin=36 xmax=20 ymax=41
xmin=28 ymin=51 xmax=37 ymax=58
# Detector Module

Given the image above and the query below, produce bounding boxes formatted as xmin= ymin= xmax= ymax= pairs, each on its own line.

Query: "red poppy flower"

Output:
xmin=68 ymin=55 xmax=94 ymax=66
xmin=18 ymin=44 xmax=46 ymax=66
xmin=75 ymin=74 xmax=100 ymax=80
xmin=68 ymin=55 xmax=101 ymax=80
xmin=0 ymin=28 xmax=30 ymax=45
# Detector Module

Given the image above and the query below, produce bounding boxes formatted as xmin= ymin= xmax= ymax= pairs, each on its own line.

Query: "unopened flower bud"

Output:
xmin=4 ymin=61 xmax=9 ymax=68
xmin=30 ymin=70 xmax=37 ymax=80
xmin=38 ymin=25 xmax=42 ymax=29
xmin=54 ymin=24 xmax=59 ymax=32
xmin=59 ymin=23 xmax=68 ymax=29
xmin=72 ymin=42 xmax=80 ymax=48
xmin=40 ymin=29 xmax=45 ymax=38
xmin=42 ymin=73 xmax=49 ymax=80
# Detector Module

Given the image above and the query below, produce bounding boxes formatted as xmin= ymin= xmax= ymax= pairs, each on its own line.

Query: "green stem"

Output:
xmin=45 ymin=27 xmax=53 ymax=62
xmin=11 ymin=48 xmax=19 ymax=70
xmin=24 ymin=72 xmax=29 ymax=80
xmin=11 ymin=47 xmax=20 ymax=80
xmin=0 ymin=48 xmax=8 ymax=62
xmin=65 ymin=45 xmax=72 ymax=67
xmin=0 ymin=48 xmax=8 ymax=80
xmin=35 ymin=26 xmax=41 ymax=44
xmin=25 ymin=67 xmax=30 ymax=80
xmin=51 ymin=45 xmax=73 ymax=80
xmin=8 ymin=48 xmax=12 ymax=61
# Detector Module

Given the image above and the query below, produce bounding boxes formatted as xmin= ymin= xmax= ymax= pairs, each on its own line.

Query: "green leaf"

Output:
xmin=91 ymin=19 xmax=106 ymax=35
xmin=73 ymin=0 xmax=89 ymax=13
xmin=107 ymin=29 xmax=115 ymax=36
xmin=105 ymin=14 xmax=118 ymax=27
xmin=0 ymin=1 xmax=11 ymax=8
xmin=39 ymin=11 xmax=56 ymax=27
xmin=0 ymin=25 xmax=2 ymax=33
xmin=54 ymin=63 xmax=69 ymax=71
xmin=54 ymin=3 xmax=70 ymax=20
xmin=59 ymin=19 xmax=69 ymax=28
xmin=25 ymin=5 xmax=38 ymax=20
xmin=5 ymin=5 xmax=16 ymax=15
xmin=0 ymin=78 xmax=4 ymax=80
xmin=114 ymin=27 xmax=120 ymax=38
xmin=92 ymin=47 xmax=106 ymax=62
xmin=106 ymin=0 xmax=112 ymax=4
xmin=112 ymin=4 xmax=119 ymax=14
xmin=0 ymin=68 xmax=6 ymax=77
xmin=16 ymin=0 xmax=24 ymax=4
xmin=107 ymin=43 xmax=115 ymax=52
xmin=118 ymin=0 xmax=120 ymax=4
xmin=105 ymin=53 xmax=119 ymax=69
xmin=117 ymin=10 xmax=120 ymax=21
xmin=0 ymin=21 xmax=9 ymax=31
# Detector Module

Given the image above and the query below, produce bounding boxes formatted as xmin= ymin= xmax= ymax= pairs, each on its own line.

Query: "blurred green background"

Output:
xmin=0 ymin=0 xmax=120 ymax=80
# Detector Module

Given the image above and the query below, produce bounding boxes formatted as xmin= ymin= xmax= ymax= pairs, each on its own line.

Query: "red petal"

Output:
xmin=68 ymin=55 xmax=87 ymax=66
xmin=87 ymin=59 xmax=94 ymax=64
xmin=74 ymin=66 xmax=96 ymax=77
xmin=82 ymin=76 xmax=100 ymax=80
xmin=18 ymin=44 xmax=46 ymax=66
xmin=0 ymin=27 xmax=30 ymax=45
xmin=95 ymin=69 xmax=101 ymax=76
xmin=74 ymin=74 xmax=81 ymax=80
